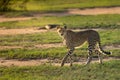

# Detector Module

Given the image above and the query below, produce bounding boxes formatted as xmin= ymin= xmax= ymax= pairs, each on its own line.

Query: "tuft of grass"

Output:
xmin=0 ymin=60 xmax=120 ymax=80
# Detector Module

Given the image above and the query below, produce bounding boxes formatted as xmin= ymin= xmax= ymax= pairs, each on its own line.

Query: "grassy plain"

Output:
xmin=0 ymin=60 xmax=120 ymax=80
xmin=0 ymin=1 xmax=120 ymax=79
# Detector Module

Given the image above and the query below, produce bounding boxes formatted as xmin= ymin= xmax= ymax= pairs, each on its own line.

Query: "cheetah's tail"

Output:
xmin=98 ymin=41 xmax=111 ymax=55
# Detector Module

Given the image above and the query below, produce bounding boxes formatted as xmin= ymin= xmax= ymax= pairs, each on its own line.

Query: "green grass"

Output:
xmin=0 ymin=31 xmax=61 ymax=46
xmin=0 ymin=14 xmax=120 ymax=29
xmin=99 ymin=29 xmax=120 ymax=45
xmin=0 ymin=44 xmax=91 ymax=60
xmin=0 ymin=47 xmax=67 ymax=60
xmin=9 ymin=0 xmax=120 ymax=12
xmin=110 ymin=49 xmax=120 ymax=58
xmin=0 ymin=47 xmax=119 ymax=60
xmin=0 ymin=60 xmax=120 ymax=80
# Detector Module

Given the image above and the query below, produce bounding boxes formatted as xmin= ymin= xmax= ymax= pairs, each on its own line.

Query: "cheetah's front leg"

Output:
xmin=86 ymin=46 xmax=93 ymax=65
xmin=61 ymin=48 xmax=74 ymax=67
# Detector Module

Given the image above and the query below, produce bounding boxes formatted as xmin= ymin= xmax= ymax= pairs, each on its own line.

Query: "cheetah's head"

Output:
xmin=57 ymin=24 xmax=67 ymax=36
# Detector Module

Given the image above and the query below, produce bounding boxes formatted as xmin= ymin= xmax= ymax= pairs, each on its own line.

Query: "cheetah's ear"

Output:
xmin=63 ymin=24 xmax=67 ymax=29
xmin=64 ymin=25 xmax=67 ymax=29
xmin=62 ymin=23 xmax=67 ymax=29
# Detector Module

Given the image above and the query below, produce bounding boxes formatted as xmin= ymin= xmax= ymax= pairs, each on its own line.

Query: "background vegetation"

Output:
xmin=1 ymin=0 xmax=120 ymax=12
xmin=1 ymin=0 xmax=120 ymax=17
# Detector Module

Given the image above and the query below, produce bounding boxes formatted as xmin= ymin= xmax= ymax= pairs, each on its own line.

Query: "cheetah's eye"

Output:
xmin=59 ymin=30 xmax=62 ymax=33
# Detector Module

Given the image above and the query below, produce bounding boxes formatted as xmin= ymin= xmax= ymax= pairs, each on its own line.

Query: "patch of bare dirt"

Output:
xmin=68 ymin=7 xmax=120 ymax=15
xmin=0 ymin=46 xmax=22 ymax=50
xmin=34 ymin=43 xmax=63 ymax=49
xmin=0 ymin=28 xmax=47 ymax=35
xmin=103 ymin=44 xmax=120 ymax=50
xmin=0 ymin=43 xmax=63 ymax=50
xmin=72 ymin=28 xmax=105 ymax=32
xmin=0 ymin=57 xmax=119 ymax=67
xmin=0 ymin=59 xmax=48 ymax=67
xmin=0 ymin=16 xmax=32 ymax=22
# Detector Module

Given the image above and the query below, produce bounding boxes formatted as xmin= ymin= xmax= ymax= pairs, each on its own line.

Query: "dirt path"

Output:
xmin=0 ymin=57 xmax=119 ymax=67
xmin=0 ymin=16 xmax=32 ymax=22
xmin=0 ymin=43 xmax=63 ymax=50
xmin=34 ymin=43 xmax=63 ymax=49
xmin=67 ymin=7 xmax=120 ymax=15
xmin=103 ymin=44 xmax=120 ymax=50
xmin=0 ymin=7 xmax=120 ymax=23
xmin=0 ymin=28 xmax=47 ymax=35
xmin=0 ymin=16 xmax=33 ymax=22
xmin=0 ymin=46 xmax=23 ymax=50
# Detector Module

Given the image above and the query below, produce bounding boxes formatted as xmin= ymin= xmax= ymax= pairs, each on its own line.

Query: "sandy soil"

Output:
xmin=0 ymin=46 xmax=22 ymax=50
xmin=0 ymin=16 xmax=32 ymax=22
xmin=0 ymin=43 xmax=63 ymax=50
xmin=0 ymin=57 xmax=119 ymax=67
xmin=0 ymin=59 xmax=48 ymax=67
xmin=34 ymin=43 xmax=63 ymax=49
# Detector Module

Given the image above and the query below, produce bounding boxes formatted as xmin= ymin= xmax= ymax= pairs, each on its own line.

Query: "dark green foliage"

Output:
xmin=0 ymin=0 xmax=29 ymax=11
